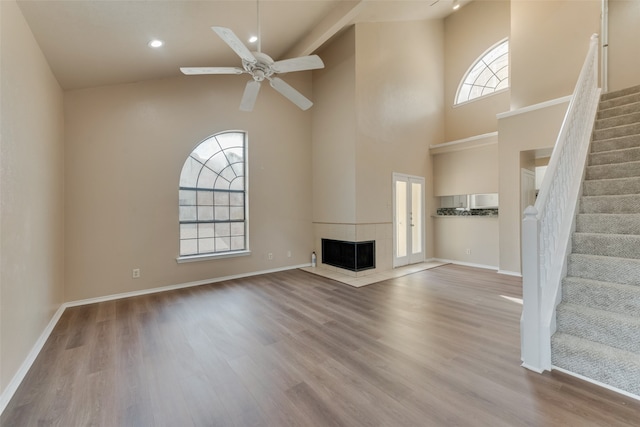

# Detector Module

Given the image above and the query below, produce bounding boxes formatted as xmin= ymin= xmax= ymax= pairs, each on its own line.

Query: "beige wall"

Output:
xmin=608 ymin=0 xmax=640 ymax=91
xmin=312 ymin=27 xmax=357 ymax=224
xmin=510 ymin=0 xmax=600 ymax=109
xmin=432 ymin=141 xmax=499 ymax=196
xmin=354 ymin=20 xmax=443 ymax=229
xmin=434 ymin=217 xmax=499 ymax=268
xmin=444 ymin=0 xmax=510 ymax=141
xmin=0 ymin=0 xmax=65 ymax=394
xmin=497 ymin=99 xmax=569 ymax=274
xmin=64 ymin=73 xmax=313 ymax=301
xmin=355 ymin=20 xmax=443 ymax=263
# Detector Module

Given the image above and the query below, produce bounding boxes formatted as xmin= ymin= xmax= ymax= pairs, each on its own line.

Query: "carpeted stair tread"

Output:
xmin=591 ymin=134 xmax=640 ymax=153
xmin=556 ymin=303 xmax=640 ymax=353
xmin=584 ymin=174 xmax=640 ymax=194
xmin=589 ymin=146 xmax=640 ymax=165
xmin=594 ymin=111 xmax=640 ymax=130
xmin=598 ymin=100 xmax=640 ymax=120
xmin=583 ymin=176 xmax=640 ymax=196
xmin=576 ymin=213 xmax=640 ymax=234
xmin=600 ymin=84 xmax=640 ymax=101
xmin=567 ymin=254 xmax=640 ymax=286
xmin=573 ymin=232 xmax=640 ymax=259
xmin=580 ymin=194 xmax=640 ymax=214
xmin=551 ymin=332 xmax=640 ymax=396
xmin=586 ymin=160 xmax=640 ymax=180
xmin=593 ymin=122 xmax=640 ymax=141
xmin=563 ymin=276 xmax=640 ymax=316
xmin=599 ymin=90 xmax=640 ymax=111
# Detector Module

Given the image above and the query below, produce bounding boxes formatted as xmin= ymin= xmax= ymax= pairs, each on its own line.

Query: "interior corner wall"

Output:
xmin=608 ymin=0 xmax=640 ymax=92
xmin=311 ymin=26 xmax=357 ymax=225
xmin=64 ymin=73 xmax=313 ymax=302
xmin=497 ymin=100 xmax=569 ymax=274
xmin=443 ymin=0 xmax=510 ymax=142
xmin=0 ymin=0 xmax=65 ymax=395
xmin=510 ymin=0 xmax=600 ymax=110
xmin=353 ymin=20 xmax=444 ymax=261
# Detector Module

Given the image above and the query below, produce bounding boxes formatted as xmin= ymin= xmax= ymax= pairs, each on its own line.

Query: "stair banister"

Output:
xmin=521 ymin=34 xmax=601 ymax=372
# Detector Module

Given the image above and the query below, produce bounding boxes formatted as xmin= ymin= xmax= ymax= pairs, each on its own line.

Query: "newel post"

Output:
xmin=521 ymin=205 xmax=544 ymax=372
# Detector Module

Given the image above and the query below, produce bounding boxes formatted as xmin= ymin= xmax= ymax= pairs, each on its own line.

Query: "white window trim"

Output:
xmin=176 ymin=249 xmax=251 ymax=264
xmin=453 ymin=86 xmax=510 ymax=108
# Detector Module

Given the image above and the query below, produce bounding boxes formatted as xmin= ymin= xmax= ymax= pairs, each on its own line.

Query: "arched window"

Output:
xmin=455 ymin=39 xmax=509 ymax=105
xmin=178 ymin=131 xmax=247 ymax=258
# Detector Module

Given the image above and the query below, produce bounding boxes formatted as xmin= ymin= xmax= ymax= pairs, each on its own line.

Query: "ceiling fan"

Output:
xmin=180 ymin=3 xmax=324 ymax=112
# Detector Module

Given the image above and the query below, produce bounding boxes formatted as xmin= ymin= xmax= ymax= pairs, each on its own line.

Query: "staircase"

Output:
xmin=551 ymin=85 xmax=640 ymax=396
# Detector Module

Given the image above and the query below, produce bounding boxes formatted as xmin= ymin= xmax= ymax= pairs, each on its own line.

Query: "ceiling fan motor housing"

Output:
xmin=244 ymin=52 xmax=275 ymax=82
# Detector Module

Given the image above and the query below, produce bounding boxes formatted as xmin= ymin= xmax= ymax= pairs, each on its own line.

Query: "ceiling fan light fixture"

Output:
xmin=248 ymin=36 xmax=258 ymax=43
xmin=148 ymin=39 xmax=164 ymax=48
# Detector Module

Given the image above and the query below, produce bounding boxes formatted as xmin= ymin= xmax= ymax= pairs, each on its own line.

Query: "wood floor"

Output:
xmin=3 ymin=265 xmax=640 ymax=426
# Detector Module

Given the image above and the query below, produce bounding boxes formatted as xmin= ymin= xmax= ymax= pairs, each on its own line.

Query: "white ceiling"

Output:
xmin=17 ymin=0 xmax=463 ymax=90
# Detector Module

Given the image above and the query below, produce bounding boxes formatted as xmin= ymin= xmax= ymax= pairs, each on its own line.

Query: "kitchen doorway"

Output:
xmin=393 ymin=173 xmax=425 ymax=268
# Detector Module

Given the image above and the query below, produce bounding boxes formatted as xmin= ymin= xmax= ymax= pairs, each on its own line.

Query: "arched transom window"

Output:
xmin=455 ymin=39 xmax=509 ymax=105
xmin=178 ymin=131 xmax=247 ymax=257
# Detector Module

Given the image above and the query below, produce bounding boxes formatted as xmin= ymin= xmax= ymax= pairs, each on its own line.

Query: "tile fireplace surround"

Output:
xmin=313 ymin=222 xmax=393 ymax=278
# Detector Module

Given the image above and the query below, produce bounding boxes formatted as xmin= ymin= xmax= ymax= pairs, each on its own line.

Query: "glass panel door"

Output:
xmin=393 ymin=173 xmax=425 ymax=267
xmin=396 ymin=180 xmax=407 ymax=259
xmin=410 ymin=180 xmax=423 ymax=262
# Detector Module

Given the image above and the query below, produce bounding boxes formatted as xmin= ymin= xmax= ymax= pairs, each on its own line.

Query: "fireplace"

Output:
xmin=321 ymin=239 xmax=375 ymax=272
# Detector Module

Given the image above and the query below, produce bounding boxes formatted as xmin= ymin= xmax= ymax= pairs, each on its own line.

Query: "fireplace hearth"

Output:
xmin=321 ymin=239 xmax=375 ymax=272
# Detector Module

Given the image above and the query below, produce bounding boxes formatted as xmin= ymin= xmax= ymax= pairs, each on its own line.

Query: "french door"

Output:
xmin=393 ymin=173 xmax=425 ymax=267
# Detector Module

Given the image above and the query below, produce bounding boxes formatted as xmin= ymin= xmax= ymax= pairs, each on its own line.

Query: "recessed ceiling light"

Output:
xmin=148 ymin=39 xmax=164 ymax=48
xmin=248 ymin=36 xmax=258 ymax=43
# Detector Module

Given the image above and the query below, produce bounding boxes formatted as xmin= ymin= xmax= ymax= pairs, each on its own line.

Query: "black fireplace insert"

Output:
xmin=321 ymin=239 xmax=375 ymax=272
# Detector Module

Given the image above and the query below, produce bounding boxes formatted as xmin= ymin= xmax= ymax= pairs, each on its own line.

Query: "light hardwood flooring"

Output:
xmin=2 ymin=264 xmax=640 ymax=426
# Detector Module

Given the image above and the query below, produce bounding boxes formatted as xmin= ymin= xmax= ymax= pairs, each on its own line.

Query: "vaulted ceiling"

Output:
xmin=17 ymin=0 xmax=464 ymax=90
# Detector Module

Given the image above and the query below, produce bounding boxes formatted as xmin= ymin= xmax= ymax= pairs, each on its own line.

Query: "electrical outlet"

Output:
xmin=268 ymin=253 xmax=273 ymax=260
xmin=465 ymin=249 xmax=471 ymax=255
xmin=132 ymin=268 xmax=141 ymax=278
xmin=287 ymin=251 xmax=292 ymax=258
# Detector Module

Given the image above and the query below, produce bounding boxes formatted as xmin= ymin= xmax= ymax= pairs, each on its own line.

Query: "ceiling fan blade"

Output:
xmin=269 ymin=77 xmax=313 ymax=111
xmin=211 ymin=26 xmax=256 ymax=64
xmin=240 ymin=80 xmax=261 ymax=112
xmin=180 ymin=67 xmax=244 ymax=75
xmin=272 ymin=55 xmax=325 ymax=74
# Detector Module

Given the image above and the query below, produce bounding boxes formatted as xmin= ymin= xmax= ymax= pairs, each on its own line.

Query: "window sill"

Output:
xmin=176 ymin=250 xmax=251 ymax=264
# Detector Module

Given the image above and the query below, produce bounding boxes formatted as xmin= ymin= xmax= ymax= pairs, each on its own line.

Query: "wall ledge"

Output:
xmin=496 ymin=95 xmax=572 ymax=120
xmin=430 ymin=132 xmax=498 ymax=154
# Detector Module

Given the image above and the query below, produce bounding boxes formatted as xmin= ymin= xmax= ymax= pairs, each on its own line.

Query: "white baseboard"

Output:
xmin=552 ymin=366 xmax=640 ymax=402
xmin=66 ymin=263 xmax=311 ymax=307
xmin=0 ymin=303 xmax=66 ymax=415
xmin=433 ymin=258 xmax=498 ymax=271
xmin=498 ymin=269 xmax=523 ymax=277
xmin=521 ymin=362 xmax=546 ymax=374
xmin=0 ymin=263 xmax=309 ymax=416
